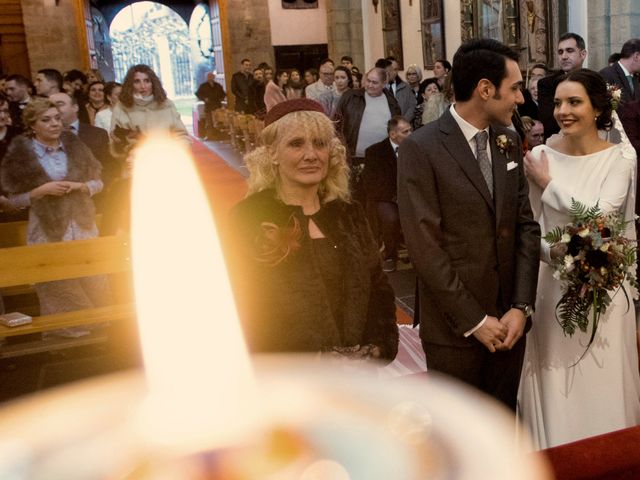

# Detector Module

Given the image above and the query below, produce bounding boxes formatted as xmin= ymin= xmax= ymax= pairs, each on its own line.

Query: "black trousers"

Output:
xmin=421 ymin=337 xmax=526 ymax=411
xmin=376 ymin=201 xmax=401 ymax=260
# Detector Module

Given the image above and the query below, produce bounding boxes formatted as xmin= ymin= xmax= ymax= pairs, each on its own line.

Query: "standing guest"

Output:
xmin=85 ymin=81 xmax=108 ymax=126
xmin=335 ymin=67 xmax=400 ymax=201
xmin=398 ymin=38 xmax=540 ymax=410
xmin=317 ymin=66 xmax=352 ymax=120
xmin=599 ymin=38 xmax=640 ymax=151
xmin=378 ymin=57 xmax=416 ymax=122
xmin=341 ymin=56 xmax=354 ymax=71
xmin=85 ymin=69 xmax=103 ymax=84
xmin=519 ymin=69 xmax=640 ymax=448
xmin=352 ymin=72 xmax=363 ymax=89
xmin=538 ymin=33 xmax=587 ymax=140
xmin=94 ymin=81 xmax=122 ymax=133
xmin=422 ymin=76 xmax=452 ymax=125
xmin=111 ymin=64 xmax=188 ymax=145
xmin=5 ymin=74 xmax=32 ymax=131
xmin=195 ymin=72 xmax=226 ymax=139
xmin=521 ymin=116 xmax=544 ymax=149
xmin=303 ymin=68 xmax=318 ymax=88
xmin=284 ymin=69 xmax=305 ymax=99
xmin=0 ymin=98 xmax=110 ymax=327
xmin=264 ymin=70 xmax=289 ymax=112
xmin=305 ymin=59 xmax=335 ymax=101
xmin=231 ymin=58 xmax=253 ymax=113
xmin=431 ymin=59 xmax=451 ymax=89
xmin=363 ymin=116 xmax=412 ymax=272
xmin=405 ymin=65 xmax=423 ymax=104
xmin=263 ymin=66 xmax=274 ymax=84
xmin=0 ymin=94 xmax=21 ymax=219
xmin=229 ymin=98 xmax=398 ymax=361
xmin=249 ymin=68 xmax=266 ymax=115
xmin=34 ymin=69 xmax=62 ymax=97
xmin=64 ymin=69 xmax=90 ymax=124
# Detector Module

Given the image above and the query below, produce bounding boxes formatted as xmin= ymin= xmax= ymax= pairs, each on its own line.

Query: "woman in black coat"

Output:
xmin=229 ymin=99 xmax=398 ymax=362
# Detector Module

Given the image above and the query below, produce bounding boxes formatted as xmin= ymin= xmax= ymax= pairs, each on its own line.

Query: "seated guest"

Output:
xmin=0 ymin=98 xmax=110 ymax=325
xmin=229 ymin=98 xmax=398 ymax=361
xmin=363 ymin=116 xmax=411 ymax=272
xmin=422 ymin=75 xmax=452 ymax=125
xmin=85 ymin=81 xmax=108 ymax=125
xmin=94 ymin=81 xmax=122 ymax=133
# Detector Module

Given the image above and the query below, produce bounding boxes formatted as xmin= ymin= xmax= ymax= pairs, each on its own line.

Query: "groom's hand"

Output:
xmin=473 ymin=316 xmax=508 ymax=353
xmin=498 ymin=309 xmax=526 ymax=350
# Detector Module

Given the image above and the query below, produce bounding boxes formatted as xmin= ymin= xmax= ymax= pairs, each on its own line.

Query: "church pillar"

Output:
xmin=21 ymin=0 xmax=88 ymax=73
xmin=326 ymin=0 xmax=364 ymax=70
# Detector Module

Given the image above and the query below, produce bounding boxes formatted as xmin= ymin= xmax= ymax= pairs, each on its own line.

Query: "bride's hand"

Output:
xmin=550 ymin=242 xmax=568 ymax=260
xmin=524 ymin=150 xmax=551 ymax=189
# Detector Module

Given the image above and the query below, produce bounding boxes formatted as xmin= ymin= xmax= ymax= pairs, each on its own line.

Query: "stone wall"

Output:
xmin=222 ymin=0 xmax=274 ymax=75
xmin=21 ymin=0 xmax=87 ymax=74
xmin=588 ymin=0 xmax=640 ymax=70
xmin=326 ymin=0 xmax=364 ymax=70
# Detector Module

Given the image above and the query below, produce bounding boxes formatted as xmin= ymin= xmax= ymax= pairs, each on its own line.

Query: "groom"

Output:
xmin=397 ymin=39 xmax=540 ymax=410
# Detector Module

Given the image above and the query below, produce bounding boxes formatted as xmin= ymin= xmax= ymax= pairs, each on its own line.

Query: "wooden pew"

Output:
xmin=0 ymin=235 xmax=136 ymax=358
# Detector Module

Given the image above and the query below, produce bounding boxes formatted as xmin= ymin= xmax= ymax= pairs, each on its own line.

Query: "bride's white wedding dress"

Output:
xmin=518 ymin=122 xmax=640 ymax=449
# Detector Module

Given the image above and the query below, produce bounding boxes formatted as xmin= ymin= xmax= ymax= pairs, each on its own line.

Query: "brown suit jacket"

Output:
xmin=397 ymin=109 xmax=540 ymax=348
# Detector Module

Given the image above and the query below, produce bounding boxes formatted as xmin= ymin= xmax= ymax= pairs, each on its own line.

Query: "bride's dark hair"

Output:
xmin=558 ymin=69 xmax=613 ymax=131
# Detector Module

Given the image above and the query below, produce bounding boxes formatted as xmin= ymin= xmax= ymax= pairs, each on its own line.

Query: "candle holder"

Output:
xmin=0 ymin=357 xmax=551 ymax=479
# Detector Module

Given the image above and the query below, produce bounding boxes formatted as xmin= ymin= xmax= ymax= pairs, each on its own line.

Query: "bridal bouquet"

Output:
xmin=545 ymin=199 xmax=637 ymax=354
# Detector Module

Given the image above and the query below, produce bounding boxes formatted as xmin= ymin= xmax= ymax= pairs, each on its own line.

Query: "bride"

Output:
xmin=519 ymin=69 xmax=640 ymax=449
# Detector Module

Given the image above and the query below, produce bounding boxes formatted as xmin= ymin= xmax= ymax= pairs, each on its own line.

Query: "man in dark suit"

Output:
xmin=50 ymin=92 xmax=116 ymax=211
xmin=5 ymin=74 xmax=32 ymax=132
xmin=599 ymin=38 xmax=640 ymax=138
xmin=397 ymin=38 xmax=541 ymax=410
xmin=231 ymin=58 xmax=253 ymax=113
xmin=363 ymin=115 xmax=411 ymax=272
xmin=538 ymin=33 xmax=587 ymax=140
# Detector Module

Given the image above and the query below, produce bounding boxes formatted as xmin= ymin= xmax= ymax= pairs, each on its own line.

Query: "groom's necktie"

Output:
xmin=626 ymin=75 xmax=635 ymax=94
xmin=474 ymin=130 xmax=493 ymax=198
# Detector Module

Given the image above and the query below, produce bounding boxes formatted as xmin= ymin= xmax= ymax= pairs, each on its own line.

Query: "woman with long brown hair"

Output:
xmin=111 ymin=64 xmax=188 ymax=149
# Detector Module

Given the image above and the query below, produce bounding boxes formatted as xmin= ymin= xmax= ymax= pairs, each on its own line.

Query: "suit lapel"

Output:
xmin=489 ymin=128 xmax=509 ymax=225
xmin=614 ymin=64 xmax=637 ymax=102
xmin=440 ymin=111 xmax=494 ymax=211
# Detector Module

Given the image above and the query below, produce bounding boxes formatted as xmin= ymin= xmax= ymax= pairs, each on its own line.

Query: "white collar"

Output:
xmin=450 ymin=103 xmax=489 ymax=143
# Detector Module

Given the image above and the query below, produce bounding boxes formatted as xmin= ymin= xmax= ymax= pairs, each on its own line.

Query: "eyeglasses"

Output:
xmin=320 ymin=71 xmax=334 ymax=76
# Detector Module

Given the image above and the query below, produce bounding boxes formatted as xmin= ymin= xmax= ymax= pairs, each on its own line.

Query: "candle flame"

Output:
xmin=131 ymin=134 xmax=254 ymax=445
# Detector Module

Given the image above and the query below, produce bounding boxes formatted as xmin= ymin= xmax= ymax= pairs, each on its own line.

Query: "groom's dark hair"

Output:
xmin=452 ymin=38 xmax=519 ymax=102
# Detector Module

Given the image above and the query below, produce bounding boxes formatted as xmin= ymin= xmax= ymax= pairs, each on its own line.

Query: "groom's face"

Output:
xmin=485 ymin=59 xmax=524 ymax=126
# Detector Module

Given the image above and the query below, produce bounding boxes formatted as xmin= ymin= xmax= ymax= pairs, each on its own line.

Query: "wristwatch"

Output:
xmin=512 ymin=303 xmax=534 ymax=317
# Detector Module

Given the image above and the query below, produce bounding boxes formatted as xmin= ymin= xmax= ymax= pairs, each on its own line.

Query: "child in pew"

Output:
xmin=0 ymin=98 xmax=112 ymax=337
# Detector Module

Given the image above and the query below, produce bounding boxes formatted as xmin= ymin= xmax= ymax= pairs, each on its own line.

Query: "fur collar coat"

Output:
xmin=1 ymin=132 xmax=101 ymax=241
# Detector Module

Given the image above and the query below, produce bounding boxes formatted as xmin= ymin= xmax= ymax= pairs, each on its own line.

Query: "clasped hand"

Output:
xmin=523 ymin=149 xmax=551 ymax=189
xmin=31 ymin=181 xmax=87 ymax=200
xmin=473 ymin=309 xmax=526 ymax=353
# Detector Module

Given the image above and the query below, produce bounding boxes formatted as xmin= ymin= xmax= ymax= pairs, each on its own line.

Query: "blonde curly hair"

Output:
xmin=244 ymin=110 xmax=351 ymax=203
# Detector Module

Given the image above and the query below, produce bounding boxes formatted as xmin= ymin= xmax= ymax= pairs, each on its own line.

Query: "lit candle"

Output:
xmin=130 ymin=134 xmax=256 ymax=450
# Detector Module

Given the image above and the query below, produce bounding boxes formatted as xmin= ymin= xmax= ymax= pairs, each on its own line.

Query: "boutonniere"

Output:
xmin=495 ymin=134 xmax=514 ymax=159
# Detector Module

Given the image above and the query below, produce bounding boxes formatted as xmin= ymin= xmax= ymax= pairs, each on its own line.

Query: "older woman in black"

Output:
xmin=230 ymin=99 xmax=398 ymax=362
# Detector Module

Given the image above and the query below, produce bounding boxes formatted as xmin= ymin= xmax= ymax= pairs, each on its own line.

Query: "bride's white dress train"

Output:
xmin=518 ymin=128 xmax=640 ymax=449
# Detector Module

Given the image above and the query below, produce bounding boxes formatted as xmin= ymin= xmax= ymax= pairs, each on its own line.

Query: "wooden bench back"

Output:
xmin=0 ymin=235 xmax=131 ymax=288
